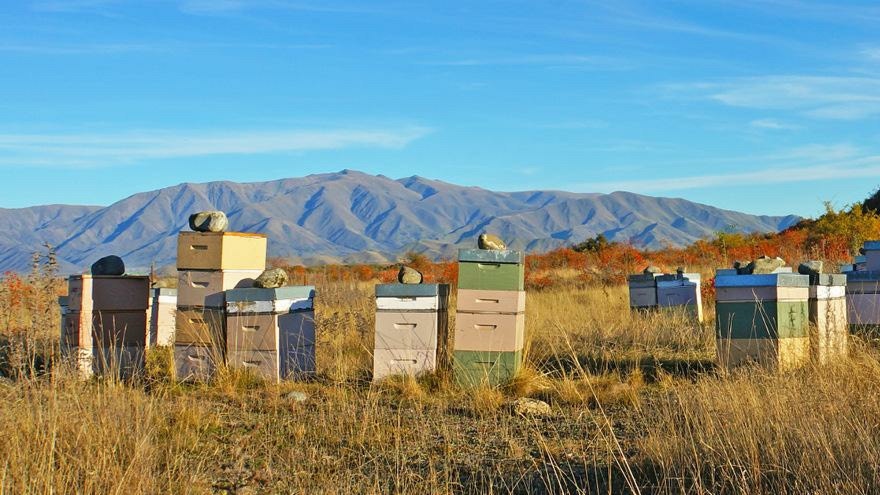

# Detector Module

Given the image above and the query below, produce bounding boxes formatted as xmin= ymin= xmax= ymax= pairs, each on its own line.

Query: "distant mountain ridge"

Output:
xmin=0 ymin=170 xmax=800 ymax=273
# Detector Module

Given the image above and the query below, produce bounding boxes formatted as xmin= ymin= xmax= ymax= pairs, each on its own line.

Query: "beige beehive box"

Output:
xmin=176 ymin=231 xmax=267 ymax=271
xmin=148 ymin=288 xmax=177 ymax=347
xmin=808 ymin=274 xmax=848 ymax=364
xmin=225 ymin=286 xmax=317 ymax=381
xmin=176 ymin=269 xmax=262 ymax=308
xmin=373 ymin=283 xmax=449 ymax=381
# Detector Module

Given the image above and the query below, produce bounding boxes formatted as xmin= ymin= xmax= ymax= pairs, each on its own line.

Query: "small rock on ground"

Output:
xmin=511 ymin=397 xmax=552 ymax=417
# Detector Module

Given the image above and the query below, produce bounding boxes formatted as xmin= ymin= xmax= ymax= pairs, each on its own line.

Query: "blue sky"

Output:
xmin=1 ymin=0 xmax=878 ymax=216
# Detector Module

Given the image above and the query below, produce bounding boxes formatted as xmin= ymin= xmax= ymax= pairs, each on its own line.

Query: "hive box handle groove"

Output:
xmin=190 ymin=245 xmax=208 ymax=251
xmin=474 ymin=324 xmax=497 ymax=331
xmin=476 ymin=298 xmax=499 ymax=304
xmin=393 ymin=323 xmax=417 ymax=330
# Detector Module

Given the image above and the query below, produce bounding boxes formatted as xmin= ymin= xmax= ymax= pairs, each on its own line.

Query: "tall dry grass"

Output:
xmin=1 ymin=272 xmax=879 ymax=493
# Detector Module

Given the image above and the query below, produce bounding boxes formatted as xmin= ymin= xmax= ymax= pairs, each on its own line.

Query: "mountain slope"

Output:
xmin=0 ymin=170 xmax=800 ymax=273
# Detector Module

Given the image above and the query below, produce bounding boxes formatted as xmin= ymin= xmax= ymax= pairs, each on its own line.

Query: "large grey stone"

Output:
xmin=398 ymin=265 xmax=423 ymax=284
xmin=798 ymin=260 xmax=824 ymax=277
xmin=749 ymin=255 xmax=787 ymax=274
xmin=188 ymin=210 xmax=228 ymax=233
xmin=478 ymin=233 xmax=507 ymax=251
xmin=254 ymin=268 xmax=288 ymax=289
xmin=90 ymin=255 xmax=125 ymax=276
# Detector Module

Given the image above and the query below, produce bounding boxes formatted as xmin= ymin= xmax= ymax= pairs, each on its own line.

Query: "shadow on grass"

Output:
xmin=535 ymin=353 xmax=717 ymax=383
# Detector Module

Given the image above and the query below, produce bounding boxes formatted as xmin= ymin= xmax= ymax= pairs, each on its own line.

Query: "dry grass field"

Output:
xmin=2 ymin=273 xmax=880 ymax=494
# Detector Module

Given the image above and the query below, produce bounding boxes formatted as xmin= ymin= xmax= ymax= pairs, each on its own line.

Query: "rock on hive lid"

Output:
xmin=714 ymin=273 xmax=809 ymax=288
xmin=225 ymin=286 xmax=315 ymax=302
xmin=458 ymin=249 xmax=523 ymax=264
xmin=375 ymin=283 xmax=449 ymax=298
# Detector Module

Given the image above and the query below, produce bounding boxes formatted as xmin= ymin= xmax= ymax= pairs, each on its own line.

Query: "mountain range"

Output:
xmin=0 ymin=170 xmax=800 ymax=273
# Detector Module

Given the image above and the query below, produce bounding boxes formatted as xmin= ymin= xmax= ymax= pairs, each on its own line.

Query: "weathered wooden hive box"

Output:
xmin=715 ymin=271 xmax=810 ymax=371
xmin=627 ymin=273 xmax=658 ymax=310
xmin=225 ymin=286 xmax=317 ymax=382
xmin=454 ymin=249 xmax=525 ymax=387
xmin=808 ymin=273 xmax=847 ymax=364
xmin=372 ymin=283 xmax=449 ymax=381
xmin=846 ymin=271 xmax=880 ymax=333
xmin=62 ymin=274 xmax=151 ymax=377
xmin=148 ymin=288 xmax=177 ymax=347
xmin=656 ymin=272 xmax=703 ymax=322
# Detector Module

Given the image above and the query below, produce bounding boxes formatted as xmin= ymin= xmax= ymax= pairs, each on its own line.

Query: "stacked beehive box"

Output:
xmin=225 ymin=286 xmax=316 ymax=381
xmin=174 ymin=231 xmax=266 ymax=381
xmin=808 ymin=273 xmax=848 ymax=363
xmin=656 ymin=272 xmax=703 ymax=322
xmin=373 ymin=283 xmax=449 ymax=381
xmin=627 ymin=273 xmax=658 ymax=311
xmin=148 ymin=288 xmax=177 ymax=347
xmin=715 ymin=271 xmax=810 ymax=371
xmin=453 ymin=249 xmax=525 ymax=387
xmin=62 ymin=274 xmax=151 ymax=377
xmin=865 ymin=241 xmax=880 ymax=271
xmin=846 ymin=271 xmax=880 ymax=333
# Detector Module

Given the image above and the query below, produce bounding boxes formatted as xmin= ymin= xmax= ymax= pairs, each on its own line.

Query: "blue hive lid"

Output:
xmin=375 ymin=283 xmax=450 ymax=298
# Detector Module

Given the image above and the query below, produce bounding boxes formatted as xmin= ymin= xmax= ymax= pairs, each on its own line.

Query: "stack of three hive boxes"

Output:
xmin=846 ymin=241 xmax=880 ymax=333
xmin=453 ymin=248 xmax=526 ymax=387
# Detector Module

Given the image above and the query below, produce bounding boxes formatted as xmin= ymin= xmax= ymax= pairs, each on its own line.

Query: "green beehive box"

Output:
xmin=458 ymin=262 xmax=524 ymax=291
xmin=715 ymin=300 xmax=809 ymax=339
xmin=453 ymin=349 xmax=523 ymax=387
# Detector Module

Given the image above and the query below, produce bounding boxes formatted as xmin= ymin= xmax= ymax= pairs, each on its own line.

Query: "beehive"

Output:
xmin=225 ymin=286 xmax=316 ymax=381
xmin=373 ymin=283 xmax=449 ymax=381
xmin=174 ymin=231 xmax=267 ymax=381
xmin=656 ymin=272 xmax=703 ymax=322
xmin=148 ymin=288 xmax=177 ymax=347
xmin=715 ymin=272 xmax=810 ymax=371
xmin=627 ymin=273 xmax=658 ymax=310
xmin=846 ymin=271 xmax=880 ymax=333
xmin=60 ymin=275 xmax=150 ymax=378
xmin=865 ymin=241 xmax=880 ymax=271
xmin=808 ymin=273 xmax=847 ymax=364
xmin=454 ymin=249 xmax=525 ymax=387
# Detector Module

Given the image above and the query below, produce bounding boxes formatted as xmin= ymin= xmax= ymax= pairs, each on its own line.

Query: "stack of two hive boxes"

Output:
xmin=846 ymin=241 xmax=880 ymax=333
xmin=372 ymin=283 xmax=449 ymax=381
xmin=225 ymin=286 xmax=317 ymax=381
xmin=174 ymin=231 xmax=267 ymax=380
xmin=715 ymin=268 xmax=810 ymax=371
xmin=62 ymin=274 xmax=151 ymax=376
xmin=453 ymin=249 xmax=525 ymax=387
xmin=808 ymin=273 xmax=848 ymax=363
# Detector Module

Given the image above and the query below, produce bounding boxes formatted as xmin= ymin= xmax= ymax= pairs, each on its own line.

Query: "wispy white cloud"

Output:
xmin=749 ymin=118 xmax=801 ymax=130
xmin=666 ymin=75 xmax=880 ymax=120
xmin=422 ymin=54 xmax=626 ymax=69
xmin=0 ymin=127 xmax=431 ymax=168
xmin=0 ymin=40 xmax=329 ymax=55
xmin=582 ymin=144 xmax=878 ymax=193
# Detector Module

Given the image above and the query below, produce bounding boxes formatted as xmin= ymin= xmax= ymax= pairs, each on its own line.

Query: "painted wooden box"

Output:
xmin=457 ymin=249 xmax=524 ymax=291
xmin=67 ymin=275 xmax=150 ymax=312
xmin=452 ymin=349 xmax=523 ymax=387
xmin=177 ymin=269 xmax=262 ymax=308
xmin=176 ymin=231 xmax=267 ymax=271
xmin=808 ymin=274 xmax=847 ymax=364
